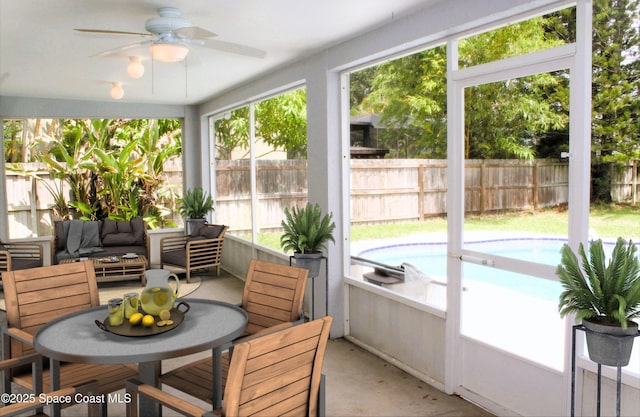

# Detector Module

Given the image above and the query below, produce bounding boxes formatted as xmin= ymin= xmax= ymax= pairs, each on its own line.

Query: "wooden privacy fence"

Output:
xmin=8 ymin=159 xmax=640 ymax=238
xmin=610 ymin=160 xmax=640 ymax=204
xmin=349 ymin=159 xmax=569 ymax=224
xmin=213 ymin=158 xmax=571 ymax=230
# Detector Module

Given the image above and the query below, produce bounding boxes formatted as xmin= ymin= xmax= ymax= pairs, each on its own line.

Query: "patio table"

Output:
xmin=34 ymin=298 xmax=248 ymax=416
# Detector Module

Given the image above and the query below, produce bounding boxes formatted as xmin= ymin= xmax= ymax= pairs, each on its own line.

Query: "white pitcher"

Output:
xmin=140 ymin=269 xmax=180 ymax=316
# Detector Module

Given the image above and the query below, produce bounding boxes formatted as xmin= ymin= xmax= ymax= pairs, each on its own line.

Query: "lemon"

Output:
xmin=157 ymin=320 xmax=167 ymax=327
xmin=153 ymin=292 xmax=169 ymax=306
xmin=140 ymin=293 xmax=151 ymax=305
xmin=129 ymin=312 xmax=144 ymax=326
xmin=142 ymin=314 xmax=155 ymax=328
xmin=159 ymin=309 xmax=171 ymax=321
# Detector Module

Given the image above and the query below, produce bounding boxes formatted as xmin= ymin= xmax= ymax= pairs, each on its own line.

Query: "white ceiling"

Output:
xmin=0 ymin=0 xmax=437 ymax=106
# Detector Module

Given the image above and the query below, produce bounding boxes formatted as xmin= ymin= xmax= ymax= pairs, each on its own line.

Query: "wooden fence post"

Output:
xmin=533 ymin=160 xmax=539 ymax=210
xmin=418 ymin=164 xmax=425 ymax=220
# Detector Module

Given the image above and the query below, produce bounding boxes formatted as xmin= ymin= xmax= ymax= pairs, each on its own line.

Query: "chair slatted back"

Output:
xmin=187 ymin=225 xmax=227 ymax=268
xmin=242 ymin=259 xmax=308 ymax=335
xmin=223 ymin=316 xmax=332 ymax=417
xmin=2 ymin=261 xmax=100 ymax=358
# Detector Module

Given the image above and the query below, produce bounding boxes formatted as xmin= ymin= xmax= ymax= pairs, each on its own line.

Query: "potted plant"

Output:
xmin=280 ymin=202 xmax=336 ymax=277
xmin=557 ymin=238 xmax=640 ymax=366
xmin=179 ymin=187 xmax=214 ymax=235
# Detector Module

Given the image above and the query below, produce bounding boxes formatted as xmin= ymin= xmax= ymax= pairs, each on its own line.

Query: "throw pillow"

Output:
xmin=101 ymin=219 xmax=118 ymax=238
xmin=199 ymin=224 xmax=225 ymax=239
xmin=130 ymin=217 xmax=145 ymax=245
xmin=116 ymin=220 xmax=132 ymax=234
xmin=189 ymin=221 xmax=206 ymax=237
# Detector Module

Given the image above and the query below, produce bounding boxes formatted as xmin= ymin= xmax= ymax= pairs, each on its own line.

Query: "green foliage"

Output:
xmin=590 ymin=0 xmax=639 ymax=162
xmin=214 ymin=107 xmax=250 ymax=160
xmin=213 ymin=89 xmax=307 ymax=160
xmin=355 ymin=17 xmax=567 ymax=159
xmin=179 ymin=188 xmax=214 ymax=219
xmin=557 ymin=238 xmax=640 ymax=328
xmin=256 ymin=90 xmax=307 ymax=158
xmin=352 ymin=1 xmax=639 ymax=161
xmin=5 ymin=118 xmax=182 ymax=228
xmin=280 ymin=202 xmax=336 ymax=254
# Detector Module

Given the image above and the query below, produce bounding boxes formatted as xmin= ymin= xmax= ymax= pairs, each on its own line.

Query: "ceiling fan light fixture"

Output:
xmin=150 ymin=42 xmax=189 ymax=62
xmin=110 ymin=82 xmax=124 ymax=100
xmin=127 ymin=57 xmax=145 ymax=78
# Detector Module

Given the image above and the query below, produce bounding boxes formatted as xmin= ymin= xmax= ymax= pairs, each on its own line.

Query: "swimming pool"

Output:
xmin=357 ymin=237 xmax=639 ymax=302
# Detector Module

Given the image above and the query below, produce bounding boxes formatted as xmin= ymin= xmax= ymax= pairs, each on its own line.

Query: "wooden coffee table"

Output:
xmin=60 ymin=255 xmax=147 ymax=285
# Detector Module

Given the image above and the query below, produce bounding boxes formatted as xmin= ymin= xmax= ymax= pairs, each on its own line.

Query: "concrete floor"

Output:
xmin=1 ymin=269 xmax=494 ymax=416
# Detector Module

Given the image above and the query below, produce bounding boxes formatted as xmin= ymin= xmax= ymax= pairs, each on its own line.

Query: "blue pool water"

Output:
xmin=357 ymin=238 xmax=639 ymax=302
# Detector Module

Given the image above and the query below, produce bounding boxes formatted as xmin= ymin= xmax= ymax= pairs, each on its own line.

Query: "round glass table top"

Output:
xmin=34 ymin=298 xmax=248 ymax=364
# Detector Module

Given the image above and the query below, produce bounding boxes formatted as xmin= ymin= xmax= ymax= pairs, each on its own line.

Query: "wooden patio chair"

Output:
xmin=0 ymin=240 xmax=43 ymax=273
xmin=0 ymin=352 xmax=101 ymax=417
xmin=160 ymin=224 xmax=228 ymax=282
xmin=0 ymin=261 xmax=137 ymax=410
xmin=160 ymin=258 xmax=309 ymax=404
xmin=127 ymin=316 xmax=332 ymax=417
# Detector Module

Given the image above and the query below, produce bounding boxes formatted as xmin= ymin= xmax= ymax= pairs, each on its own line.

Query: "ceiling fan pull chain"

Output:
xmin=151 ymin=57 xmax=155 ymax=96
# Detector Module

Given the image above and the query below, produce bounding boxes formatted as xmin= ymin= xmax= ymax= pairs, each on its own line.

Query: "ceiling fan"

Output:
xmin=75 ymin=7 xmax=266 ymax=63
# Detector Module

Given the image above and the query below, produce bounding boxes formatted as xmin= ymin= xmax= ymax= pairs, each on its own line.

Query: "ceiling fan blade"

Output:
xmin=202 ymin=39 xmax=266 ymax=59
xmin=75 ymin=28 xmax=152 ymax=37
xmin=174 ymin=26 xmax=217 ymax=39
xmin=91 ymin=40 xmax=153 ymax=57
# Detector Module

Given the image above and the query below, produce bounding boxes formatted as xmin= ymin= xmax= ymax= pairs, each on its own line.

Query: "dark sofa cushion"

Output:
xmin=54 ymin=221 xmax=67 ymax=251
xmin=161 ymin=249 xmax=187 ymax=268
xmin=11 ymin=258 xmax=43 ymax=270
xmin=100 ymin=246 xmax=147 ymax=258
xmin=102 ymin=233 xmax=137 ymax=246
xmin=190 ymin=223 xmax=225 ymax=240
xmin=101 ymin=219 xmax=118 ymax=237
xmin=101 ymin=218 xmax=145 ymax=247
xmin=130 ymin=218 xmax=145 ymax=245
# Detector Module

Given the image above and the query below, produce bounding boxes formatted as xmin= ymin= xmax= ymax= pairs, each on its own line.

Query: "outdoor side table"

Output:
xmin=34 ymin=298 xmax=248 ymax=417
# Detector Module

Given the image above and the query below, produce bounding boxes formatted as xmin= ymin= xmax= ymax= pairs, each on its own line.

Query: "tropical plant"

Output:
xmin=557 ymin=238 xmax=640 ymax=328
xmin=5 ymin=118 xmax=182 ymax=228
xmin=179 ymin=188 xmax=214 ymax=219
xmin=280 ymin=202 xmax=336 ymax=254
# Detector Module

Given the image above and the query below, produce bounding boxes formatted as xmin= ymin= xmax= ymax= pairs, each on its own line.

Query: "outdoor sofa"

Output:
xmin=52 ymin=218 xmax=149 ymax=265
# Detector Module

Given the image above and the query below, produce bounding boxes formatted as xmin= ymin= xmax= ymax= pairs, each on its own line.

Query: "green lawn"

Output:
xmin=258 ymin=204 xmax=639 ymax=251
xmin=352 ymin=204 xmax=639 ymax=241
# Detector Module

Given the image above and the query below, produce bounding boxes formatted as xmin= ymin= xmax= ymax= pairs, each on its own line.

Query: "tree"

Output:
xmin=214 ymin=107 xmax=250 ymax=160
xmin=256 ymin=90 xmax=307 ymax=158
xmin=544 ymin=0 xmax=639 ymax=201
xmin=584 ymin=0 xmax=638 ymax=162
xmin=354 ymin=17 xmax=568 ymax=159
xmin=213 ymin=89 xmax=307 ymax=160
xmin=356 ymin=48 xmax=448 ymax=158
xmin=353 ymin=1 xmax=640 ymax=162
